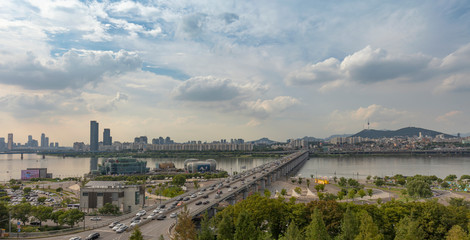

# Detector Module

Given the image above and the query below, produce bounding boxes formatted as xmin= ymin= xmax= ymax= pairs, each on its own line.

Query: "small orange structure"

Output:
xmin=315 ymin=178 xmax=329 ymax=184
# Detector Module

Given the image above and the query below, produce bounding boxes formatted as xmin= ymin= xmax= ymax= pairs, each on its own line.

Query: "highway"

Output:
xmin=44 ymin=151 xmax=307 ymax=240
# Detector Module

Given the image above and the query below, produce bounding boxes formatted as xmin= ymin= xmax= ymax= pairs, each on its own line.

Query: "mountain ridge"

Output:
xmin=352 ymin=127 xmax=455 ymax=139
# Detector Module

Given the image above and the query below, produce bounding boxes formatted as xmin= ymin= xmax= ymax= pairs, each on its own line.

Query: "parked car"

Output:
xmin=90 ymin=217 xmax=101 ymax=221
xmin=156 ymin=215 xmax=166 ymax=220
xmin=112 ymin=223 xmax=124 ymax=231
xmin=203 ymin=200 xmax=210 ymax=205
xmin=116 ymin=225 xmax=128 ymax=233
xmin=170 ymin=213 xmax=178 ymax=218
xmin=108 ymin=221 xmax=120 ymax=228
xmin=85 ymin=232 xmax=100 ymax=240
xmin=195 ymin=201 xmax=202 ymax=205
xmin=69 ymin=237 xmax=82 ymax=240
xmin=130 ymin=220 xmax=141 ymax=227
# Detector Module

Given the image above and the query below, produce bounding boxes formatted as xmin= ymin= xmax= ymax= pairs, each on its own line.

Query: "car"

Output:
xmin=203 ymin=200 xmax=210 ymax=205
xmin=228 ymin=188 xmax=232 ymax=192
xmin=195 ymin=201 xmax=202 ymax=205
xmin=233 ymin=186 xmax=238 ymax=189
xmin=116 ymin=225 xmax=128 ymax=233
xmin=153 ymin=209 xmax=160 ymax=213
xmin=191 ymin=194 xmax=197 ymax=198
xmin=90 ymin=217 xmax=101 ymax=221
xmin=158 ymin=204 xmax=166 ymax=209
xmin=209 ymin=187 xmax=214 ymax=190
xmin=253 ymin=176 xmax=256 ymax=179
xmin=130 ymin=220 xmax=141 ymax=227
xmin=113 ymin=223 xmax=124 ymax=231
xmin=156 ymin=214 xmax=166 ymax=220
xmin=170 ymin=212 xmax=178 ymax=218
xmin=132 ymin=216 xmax=141 ymax=221
xmin=177 ymin=197 xmax=183 ymax=201
xmin=202 ymin=194 xmax=209 ymax=199
xmin=198 ymin=191 xmax=203 ymax=195
xmin=214 ymin=194 xmax=221 ymax=199
xmin=147 ymin=213 xmax=157 ymax=219
xmin=69 ymin=237 xmax=82 ymax=240
xmin=168 ymin=205 xmax=175 ymax=210
xmin=85 ymin=232 xmax=100 ymax=240
xmin=109 ymin=221 xmax=120 ymax=228
xmin=183 ymin=197 xmax=190 ymax=201
xmin=136 ymin=210 xmax=146 ymax=216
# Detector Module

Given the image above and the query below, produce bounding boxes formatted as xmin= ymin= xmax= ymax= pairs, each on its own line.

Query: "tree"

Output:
xmin=172 ymin=175 xmax=186 ymax=187
xmin=198 ymin=212 xmax=214 ymax=240
xmin=441 ymin=182 xmax=450 ymax=189
xmin=358 ymin=189 xmax=366 ymax=199
xmin=337 ymin=207 xmax=359 ymax=240
xmin=294 ymin=187 xmax=302 ymax=195
xmin=305 ymin=208 xmax=331 ymax=240
xmin=194 ymin=180 xmax=200 ymax=189
xmin=291 ymin=179 xmax=296 ymax=184
xmin=51 ymin=209 xmax=65 ymax=226
xmin=279 ymin=221 xmax=303 ymax=240
xmin=444 ymin=174 xmax=457 ymax=182
xmin=354 ymin=211 xmax=383 ymax=240
xmin=337 ymin=191 xmax=345 ymax=200
xmin=217 ymin=213 xmax=234 ymax=240
xmin=23 ymin=187 xmax=32 ymax=195
xmin=37 ymin=196 xmax=47 ymax=204
xmin=367 ymin=189 xmax=373 ymax=198
xmin=306 ymin=179 xmax=311 ymax=189
xmin=298 ymin=178 xmax=303 ymax=185
xmin=264 ymin=189 xmax=271 ymax=198
xmin=56 ymin=187 xmax=63 ymax=192
xmin=130 ymin=226 xmax=144 ymax=240
xmin=406 ymin=180 xmax=432 ymax=198
xmin=11 ymin=202 xmax=31 ymax=225
xmin=0 ymin=202 xmax=9 ymax=230
xmin=339 ymin=177 xmax=347 ymax=187
xmin=32 ymin=205 xmax=53 ymax=226
xmin=235 ymin=210 xmax=258 ymax=240
xmin=367 ymin=175 xmax=372 ymax=181
xmin=348 ymin=189 xmax=357 ymax=202
xmin=172 ymin=206 xmax=196 ymax=240
xmin=58 ymin=209 xmax=84 ymax=228
xmin=11 ymin=185 xmax=20 ymax=191
xmin=98 ymin=203 xmax=120 ymax=215
xmin=374 ymin=179 xmax=385 ymax=187
xmin=445 ymin=225 xmax=467 ymax=240
xmin=394 ymin=216 xmax=425 ymax=240
xmin=281 ymin=189 xmax=287 ymax=196
xmin=315 ymin=184 xmax=322 ymax=193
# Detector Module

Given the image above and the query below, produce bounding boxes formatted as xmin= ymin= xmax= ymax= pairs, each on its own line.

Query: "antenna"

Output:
xmin=367 ymin=119 xmax=370 ymax=130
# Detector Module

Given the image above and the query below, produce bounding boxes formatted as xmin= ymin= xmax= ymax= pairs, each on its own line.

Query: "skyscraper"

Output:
xmin=7 ymin=133 xmax=13 ymax=150
xmin=103 ymin=128 xmax=112 ymax=146
xmin=90 ymin=121 xmax=99 ymax=151
xmin=41 ymin=133 xmax=46 ymax=148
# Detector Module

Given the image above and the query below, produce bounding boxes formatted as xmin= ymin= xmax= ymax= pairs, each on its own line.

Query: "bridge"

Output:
xmin=38 ymin=150 xmax=310 ymax=240
xmin=312 ymin=149 xmax=470 ymax=156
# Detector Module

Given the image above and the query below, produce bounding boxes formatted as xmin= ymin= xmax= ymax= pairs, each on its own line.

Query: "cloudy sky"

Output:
xmin=1 ymin=0 xmax=470 ymax=146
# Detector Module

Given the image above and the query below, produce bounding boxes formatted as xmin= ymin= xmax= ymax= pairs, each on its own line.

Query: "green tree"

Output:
xmin=279 ymin=221 xmax=303 ymax=240
xmin=337 ymin=191 xmax=345 ymax=200
xmin=367 ymin=189 xmax=373 ymax=198
xmin=394 ymin=216 xmax=425 ymax=240
xmin=130 ymin=226 xmax=144 ymax=240
xmin=198 ymin=212 xmax=214 ymax=240
xmin=194 ymin=180 xmax=200 ymax=189
xmin=298 ymin=178 xmax=303 ymax=185
xmin=444 ymin=174 xmax=458 ymax=182
xmin=172 ymin=205 xmax=196 ymax=240
xmin=11 ymin=202 xmax=31 ymax=225
xmin=235 ymin=210 xmax=258 ymax=240
xmin=31 ymin=205 xmax=53 ymax=226
xmin=406 ymin=180 xmax=432 ymax=198
xmin=348 ymin=189 xmax=357 ymax=201
xmin=315 ymin=184 xmax=322 ymax=193
xmin=354 ymin=211 xmax=383 ymax=240
xmin=37 ymin=196 xmax=47 ymax=204
xmin=56 ymin=187 xmax=63 ymax=192
xmin=339 ymin=177 xmax=347 ymax=187
xmin=337 ymin=207 xmax=359 ymax=240
xmin=51 ymin=209 xmax=65 ymax=226
xmin=264 ymin=189 xmax=271 ymax=198
xmin=305 ymin=208 xmax=331 ymax=240
xmin=98 ymin=203 xmax=120 ymax=215
xmin=358 ymin=189 xmax=366 ymax=199
xmin=306 ymin=179 xmax=310 ymax=189
xmin=172 ymin=175 xmax=186 ymax=186
xmin=281 ymin=189 xmax=287 ymax=196
xmin=23 ymin=187 xmax=32 ymax=195
xmin=11 ymin=185 xmax=20 ymax=191
xmin=58 ymin=209 xmax=84 ymax=228
xmin=217 ymin=213 xmax=235 ymax=240
xmin=441 ymin=182 xmax=450 ymax=189
xmin=374 ymin=179 xmax=385 ymax=187
xmin=0 ymin=202 xmax=9 ymax=229
xmin=445 ymin=225 xmax=467 ymax=240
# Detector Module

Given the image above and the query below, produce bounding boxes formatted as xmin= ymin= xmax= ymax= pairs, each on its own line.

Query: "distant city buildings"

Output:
xmin=98 ymin=158 xmax=149 ymax=175
xmin=7 ymin=133 xmax=13 ymax=150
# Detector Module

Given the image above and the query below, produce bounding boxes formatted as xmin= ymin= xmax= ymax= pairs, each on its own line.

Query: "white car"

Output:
xmin=136 ymin=210 xmax=146 ymax=216
xmin=130 ymin=220 xmax=141 ymax=227
xmin=69 ymin=237 xmax=81 ymax=240
xmin=90 ymin=216 xmax=101 ymax=221
xmin=170 ymin=213 xmax=178 ymax=218
xmin=112 ymin=223 xmax=123 ymax=231
xmin=109 ymin=221 xmax=119 ymax=228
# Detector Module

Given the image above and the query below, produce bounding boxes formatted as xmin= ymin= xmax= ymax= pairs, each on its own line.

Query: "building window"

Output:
xmin=135 ymin=191 xmax=140 ymax=205
xmin=82 ymin=192 xmax=88 ymax=196
xmin=97 ymin=192 xmax=104 ymax=196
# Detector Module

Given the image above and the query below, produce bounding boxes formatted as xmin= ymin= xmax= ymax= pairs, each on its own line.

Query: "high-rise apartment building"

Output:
xmin=41 ymin=133 xmax=46 ymax=148
xmin=90 ymin=121 xmax=99 ymax=151
xmin=0 ymin=138 xmax=6 ymax=150
xmin=103 ymin=128 xmax=112 ymax=146
xmin=7 ymin=133 xmax=13 ymax=150
xmin=45 ymin=137 xmax=49 ymax=148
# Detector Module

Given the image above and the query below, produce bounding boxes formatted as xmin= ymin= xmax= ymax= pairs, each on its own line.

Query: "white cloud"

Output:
xmin=242 ymin=96 xmax=300 ymax=119
xmin=171 ymin=76 xmax=266 ymax=102
xmin=436 ymin=110 xmax=462 ymax=123
xmin=0 ymin=49 xmax=142 ymax=90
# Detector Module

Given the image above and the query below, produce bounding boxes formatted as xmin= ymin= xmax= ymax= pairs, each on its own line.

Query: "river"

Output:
xmin=1 ymin=154 xmax=469 ymax=181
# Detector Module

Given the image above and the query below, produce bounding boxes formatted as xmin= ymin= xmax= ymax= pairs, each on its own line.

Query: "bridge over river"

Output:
xmin=22 ymin=150 xmax=309 ymax=240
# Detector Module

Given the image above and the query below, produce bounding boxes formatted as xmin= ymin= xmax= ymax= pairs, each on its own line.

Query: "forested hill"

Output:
xmin=352 ymin=127 xmax=455 ymax=139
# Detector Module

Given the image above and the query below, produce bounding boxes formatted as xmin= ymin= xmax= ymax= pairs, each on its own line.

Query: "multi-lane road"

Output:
xmin=44 ymin=152 xmax=303 ymax=240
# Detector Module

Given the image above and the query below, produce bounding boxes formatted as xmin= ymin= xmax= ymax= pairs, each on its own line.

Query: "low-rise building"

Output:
xmin=80 ymin=181 xmax=145 ymax=213
xmin=98 ymin=158 xmax=149 ymax=175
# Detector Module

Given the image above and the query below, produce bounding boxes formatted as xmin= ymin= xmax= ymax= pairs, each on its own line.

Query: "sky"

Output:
xmin=1 ymin=0 xmax=470 ymax=146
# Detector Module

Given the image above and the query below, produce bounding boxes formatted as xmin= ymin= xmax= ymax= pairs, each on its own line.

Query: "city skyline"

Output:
xmin=1 ymin=1 xmax=470 ymax=146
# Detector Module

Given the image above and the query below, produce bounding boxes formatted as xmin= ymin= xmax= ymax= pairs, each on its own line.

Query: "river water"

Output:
xmin=1 ymin=154 xmax=469 ymax=181
xmin=0 ymin=153 xmax=275 ymax=181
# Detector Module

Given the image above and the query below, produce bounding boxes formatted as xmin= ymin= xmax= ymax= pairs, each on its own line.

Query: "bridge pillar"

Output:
xmin=266 ymin=176 xmax=271 ymax=186
xmin=243 ymin=190 xmax=248 ymax=200
xmin=228 ymin=198 xmax=236 ymax=205
xmin=259 ymin=179 xmax=265 ymax=191
xmin=208 ymin=208 xmax=217 ymax=218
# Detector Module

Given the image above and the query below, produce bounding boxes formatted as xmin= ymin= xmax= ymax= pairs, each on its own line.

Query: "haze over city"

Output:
xmin=1 ymin=1 xmax=470 ymax=146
